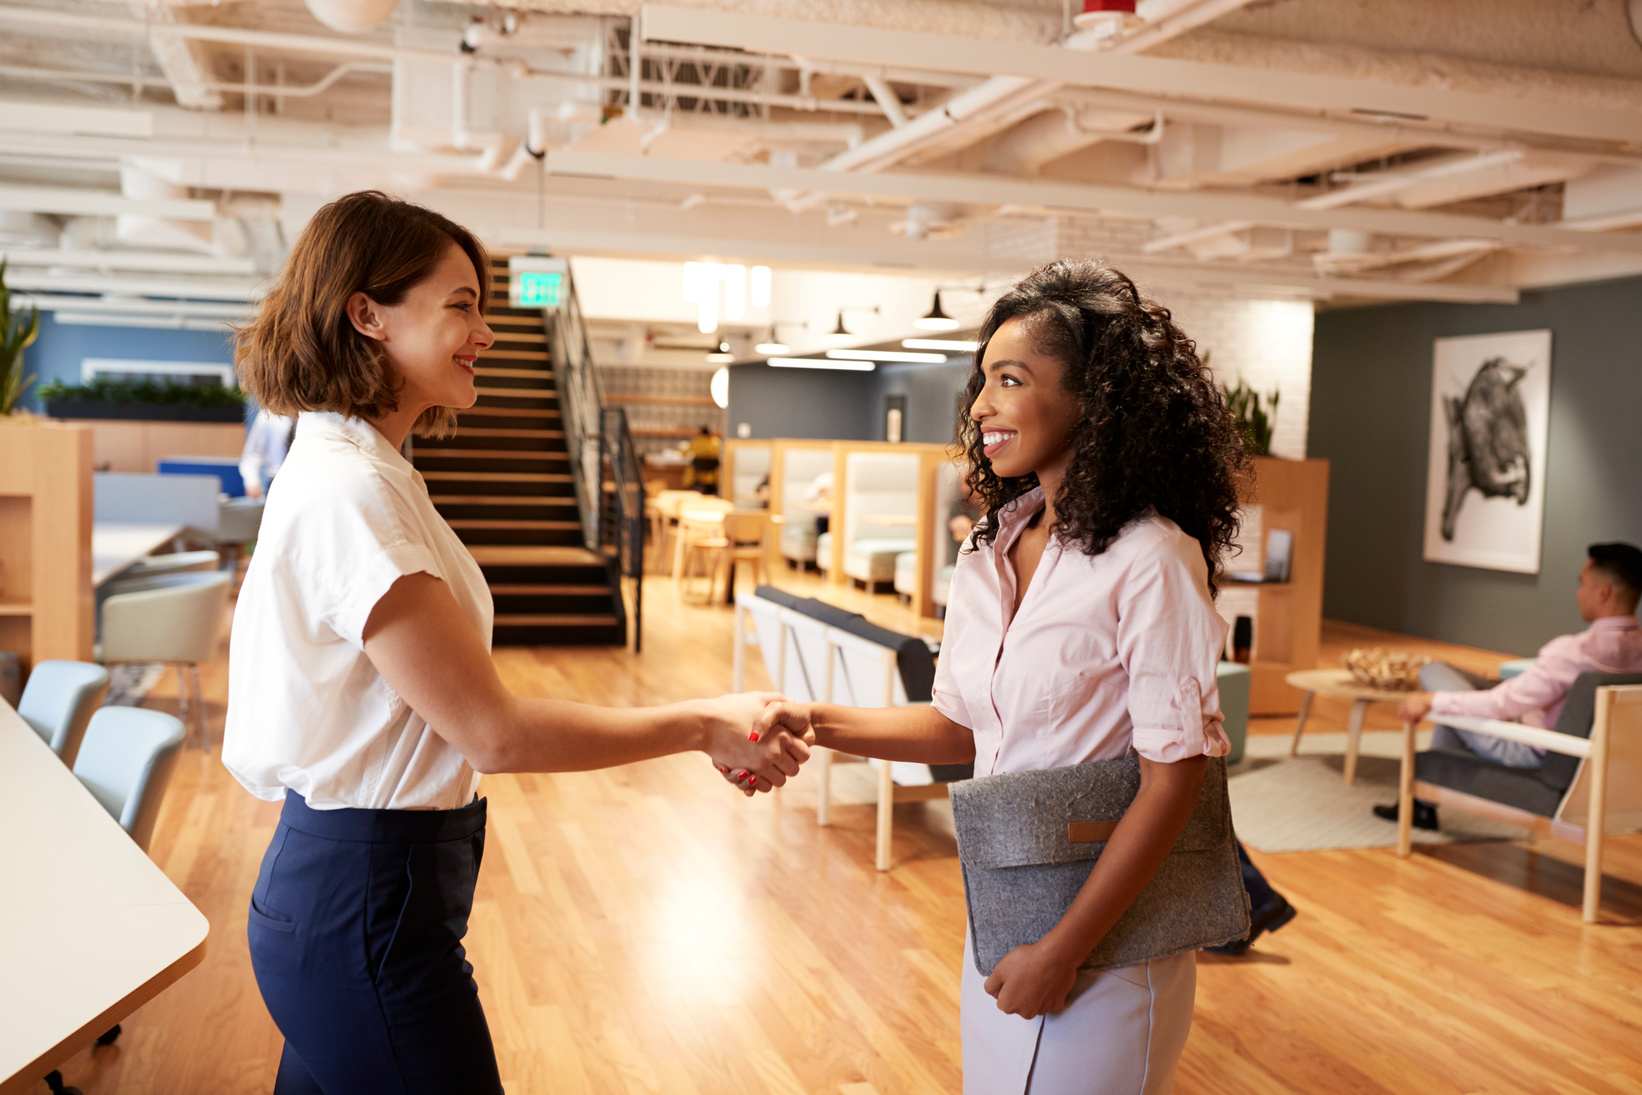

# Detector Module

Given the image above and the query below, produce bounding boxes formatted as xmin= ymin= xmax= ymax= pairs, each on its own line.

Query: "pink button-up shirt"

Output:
xmin=1431 ymin=615 xmax=1642 ymax=730
xmin=931 ymin=489 xmax=1231 ymax=775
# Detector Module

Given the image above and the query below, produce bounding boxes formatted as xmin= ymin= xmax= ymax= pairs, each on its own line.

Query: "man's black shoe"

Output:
xmin=1204 ymin=894 xmax=1298 ymax=956
xmin=1372 ymin=800 xmax=1438 ymax=830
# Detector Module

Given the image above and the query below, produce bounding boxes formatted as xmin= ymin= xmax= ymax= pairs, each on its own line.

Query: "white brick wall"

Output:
xmin=1047 ymin=215 xmax=1317 ymax=460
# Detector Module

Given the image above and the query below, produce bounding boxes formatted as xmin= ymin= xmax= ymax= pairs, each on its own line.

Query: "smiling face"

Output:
xmin=347 ymin=240 xmax=494 ymax=419
xmin=969 ymin=315 xmax=1084 ymax=484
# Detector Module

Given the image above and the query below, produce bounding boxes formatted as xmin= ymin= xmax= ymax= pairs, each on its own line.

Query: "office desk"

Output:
xmin=92 ymin=522 xmax=186 ymax=585
xmin=0 ymin=700 xmax=209 ymax=1093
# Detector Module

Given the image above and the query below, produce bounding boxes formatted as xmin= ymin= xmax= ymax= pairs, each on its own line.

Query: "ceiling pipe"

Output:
xmin=1299 ymin=150 xmax=1527 ymax=211
xmin=784 ymin=0 xmax=1256 ymax=209
xmin=861 ymin=74 xmax=908 ymax=129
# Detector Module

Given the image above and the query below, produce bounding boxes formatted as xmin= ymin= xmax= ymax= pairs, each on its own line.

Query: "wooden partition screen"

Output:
xmin=0 ymin=421 xmax=95 ymax=672
xmin=1244 ymin=457 xmax=1330 ymax=715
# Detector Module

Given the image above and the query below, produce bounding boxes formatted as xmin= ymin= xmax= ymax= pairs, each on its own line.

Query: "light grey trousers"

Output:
xmin=1420 ymin=662 xmax=1543 ymax=769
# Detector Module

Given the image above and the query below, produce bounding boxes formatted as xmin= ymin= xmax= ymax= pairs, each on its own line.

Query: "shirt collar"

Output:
xmin=296 ymin=410 xmax=411 ymax=472
xmin=992 ymin=486 xmax=1047 ymax=556
xmin=1589 ymin=615 xmax=1640 ymax=632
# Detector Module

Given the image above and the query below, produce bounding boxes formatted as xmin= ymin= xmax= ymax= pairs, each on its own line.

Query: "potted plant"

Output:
xmin=0 ymin=256 xmax=40 ymax=416
xmin=41 ymin=375 xmax=249 ymax=423
xmin=1223 ymin=377 xmax=1280 ymax=457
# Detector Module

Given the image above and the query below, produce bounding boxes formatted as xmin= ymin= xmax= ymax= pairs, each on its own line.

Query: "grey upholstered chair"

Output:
xmin=72 ymin=706 xmax=188 ymax=854
xmin=1397 ymin=672 xmax=1642 ymax=922
xmin=17 ymin=660 xmax=111 ymax=770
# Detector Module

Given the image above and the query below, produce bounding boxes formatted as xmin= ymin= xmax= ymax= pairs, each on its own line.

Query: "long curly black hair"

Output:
xmin=957 ymin=261 xmax=1249 ymax=595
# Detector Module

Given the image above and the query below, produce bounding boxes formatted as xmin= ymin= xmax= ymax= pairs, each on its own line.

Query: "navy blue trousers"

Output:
xmin=248 ymin=790 xmax=504 ymax=1095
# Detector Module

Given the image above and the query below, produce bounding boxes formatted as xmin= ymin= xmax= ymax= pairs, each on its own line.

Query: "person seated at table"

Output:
xmin=1375 ymin=541 xmax=1642 ymax=830
xmin=681 ymin=425 xmax=721 ymax=493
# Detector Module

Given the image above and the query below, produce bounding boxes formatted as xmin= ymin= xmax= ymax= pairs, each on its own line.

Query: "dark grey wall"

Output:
xmin=1310 ymin=275 xmax=1642 ymax=657
xmin=873 ymin=359 xmax=973 ymax=445
xmin=726 ymin=362 xmax=879 ymax=441
xmin=726 ymin=357 xmax=974 ymax=443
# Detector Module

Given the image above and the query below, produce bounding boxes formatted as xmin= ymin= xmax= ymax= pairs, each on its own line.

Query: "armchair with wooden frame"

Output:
xmin=1397 ymin=673 xmax=1642 ymax=923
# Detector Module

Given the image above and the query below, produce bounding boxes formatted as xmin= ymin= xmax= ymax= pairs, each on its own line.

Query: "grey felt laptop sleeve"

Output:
xmin=950 ymin=755 xmax=1250 ymax=975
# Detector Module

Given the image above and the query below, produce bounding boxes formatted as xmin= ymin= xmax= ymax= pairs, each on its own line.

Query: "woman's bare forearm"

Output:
xmin=1037 ymin=755 xmax=1208 ymax=963
xmin=785 ymin=702 xmax=976 ymax=765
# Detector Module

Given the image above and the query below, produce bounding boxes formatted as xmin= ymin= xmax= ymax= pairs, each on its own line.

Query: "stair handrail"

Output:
xmin=544 ymin=264 xmax=645 ymax=650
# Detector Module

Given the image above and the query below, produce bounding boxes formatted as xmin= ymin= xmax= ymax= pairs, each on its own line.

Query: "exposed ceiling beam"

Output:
xmin=0 ymin=185 xmax=215 ymax=220
xmin=639 ymin=4 xmax=1642 ymax=147
xmin=6 ymin=270 xmax=260 ymax=300
xmin=541 ymin=150 xmax=1642 ymax=254
xmin=0 ymin=100 xmax=154 ymax=138
xmin=133 ymin=2 xmax=222 ymax=112
xmin=0 ymin=248 xmax=258 ymax=275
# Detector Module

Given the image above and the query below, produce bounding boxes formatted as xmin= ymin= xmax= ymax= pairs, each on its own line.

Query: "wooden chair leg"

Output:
xmin=1583 ymin=695 xmax=1610 ymax=923
xmin=1397 ymin=719 xmax=1415 ymax=858
xmin=1290 ymin=690 xmax=1314 ymax=757
xmin=875 ymin=760 xmax=894 ymax=871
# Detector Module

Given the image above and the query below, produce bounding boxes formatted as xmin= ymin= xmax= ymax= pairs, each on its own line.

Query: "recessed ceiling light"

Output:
xmin=903 ymin=338 xmax=979 ymax=352
xmin=826 ymin=349 xmax=947 ymax=364
xmin=767 ymin=357 xmax=875 ymax=371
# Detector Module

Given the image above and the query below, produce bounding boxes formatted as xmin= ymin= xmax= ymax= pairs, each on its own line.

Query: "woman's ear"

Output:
xmin=346 ymin=291 xmax=387 ymax=342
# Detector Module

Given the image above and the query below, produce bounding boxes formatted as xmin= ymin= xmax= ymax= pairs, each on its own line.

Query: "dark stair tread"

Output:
xmin=422 ymin=471 xmax=573 ymax=483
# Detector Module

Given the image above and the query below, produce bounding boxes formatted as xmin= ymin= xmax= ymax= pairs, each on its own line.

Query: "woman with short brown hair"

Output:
xmin=224 ymin=190 xmax=806 ymax=1093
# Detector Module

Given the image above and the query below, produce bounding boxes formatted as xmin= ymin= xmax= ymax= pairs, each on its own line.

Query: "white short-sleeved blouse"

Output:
xmin=931 ymin=488 xmax=1229 ymax=776
xmin=223 ymin=411 xmax=494 ymax=811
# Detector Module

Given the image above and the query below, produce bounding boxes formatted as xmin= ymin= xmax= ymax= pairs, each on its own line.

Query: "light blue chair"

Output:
xmin=1218 ymin=661 xmax=1252 ymax=765
xmin=72 ymin=707 xmax=187 ymax=854
xmin=1498 ymin=658 xmax=1535 ymax=680
xmin=17 ymin=660 xmax=110 ymax=770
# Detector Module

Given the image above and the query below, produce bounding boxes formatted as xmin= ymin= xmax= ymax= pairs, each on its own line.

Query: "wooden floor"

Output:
xmin=38 ymin=566 xmax=1642 ymax=1094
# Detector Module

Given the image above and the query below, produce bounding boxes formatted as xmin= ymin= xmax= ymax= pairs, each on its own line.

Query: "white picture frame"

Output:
xmin=1422 ymin=329 xmax=1552 ymax=574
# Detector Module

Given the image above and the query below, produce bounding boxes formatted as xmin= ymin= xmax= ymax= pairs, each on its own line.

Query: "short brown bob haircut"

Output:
xmin=235 ymin=190 xmax=490 ymax=438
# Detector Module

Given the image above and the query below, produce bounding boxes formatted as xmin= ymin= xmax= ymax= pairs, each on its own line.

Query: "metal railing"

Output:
xmin=546 ymin=265 xmax=645 ymax=651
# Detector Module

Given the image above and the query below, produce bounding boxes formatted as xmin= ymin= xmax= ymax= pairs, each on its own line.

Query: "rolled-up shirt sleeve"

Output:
xmin=1116 ymin=538 xmax=1230 ymax=764
xmin=1429 ymin=634 xmax=1579 ymax=728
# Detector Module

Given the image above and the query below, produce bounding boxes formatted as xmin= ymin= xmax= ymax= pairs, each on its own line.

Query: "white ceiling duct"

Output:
xmin=0 ymin=210 xmax=56 ymax=249
xmin=305 ymin=0 xmax=399 ymax=35
xmin=116 ymin=161 xmax=215 ymax=254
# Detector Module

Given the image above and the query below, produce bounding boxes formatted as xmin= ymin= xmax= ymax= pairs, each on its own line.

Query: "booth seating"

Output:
xmin=727 ymin=443 xmax=771 ymax=510
xmin=776 ymin=447 xmax=834 ymax=569
xmin=733 ymin=585 xmax=971 ymax=870
xmin=837 ymin=451 xmax=918 ymax=592
xmin=1397 ymin=673 xmax=1642 ymax=922
xmin=894 ymin=554 xmax=954 ymax=611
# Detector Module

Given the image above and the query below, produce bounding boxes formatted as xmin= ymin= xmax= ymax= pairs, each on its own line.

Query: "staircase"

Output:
xmin=410 ymin=258 xmax=626 ymax=646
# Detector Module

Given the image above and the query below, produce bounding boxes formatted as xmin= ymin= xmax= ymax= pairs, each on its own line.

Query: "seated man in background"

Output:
xmin=1376 ymin=541 xmax=1642 ymax=829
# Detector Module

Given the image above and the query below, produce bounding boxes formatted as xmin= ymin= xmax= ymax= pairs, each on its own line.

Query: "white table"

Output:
xmin=0 ymin=700 xmax=209 ymax=1093
xmin=92 ymin=522 xmax=186 ymax=585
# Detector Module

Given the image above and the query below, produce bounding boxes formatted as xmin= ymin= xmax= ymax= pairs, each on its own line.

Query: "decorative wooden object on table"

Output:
xmin=1243 ymin=456 xmax=1330 ymax=715
xmin=1343 ymin=647 xmax=1430 ymax=691
xmin=1286 ymin=667 xmax=1411 ymax=785
xmin=0 ymin=419 xmax=94 ymax=670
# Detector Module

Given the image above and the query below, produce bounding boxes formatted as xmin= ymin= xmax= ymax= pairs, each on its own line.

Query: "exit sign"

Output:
xmin=508 ymin=255 xmax=570 ymax=310
xmin=517 ymin=270 xmax=562 ymax=307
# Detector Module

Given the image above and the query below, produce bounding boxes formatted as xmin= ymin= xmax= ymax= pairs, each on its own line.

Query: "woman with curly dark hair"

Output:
xmin=752 ymin=260 xmax=1249 ymax=1092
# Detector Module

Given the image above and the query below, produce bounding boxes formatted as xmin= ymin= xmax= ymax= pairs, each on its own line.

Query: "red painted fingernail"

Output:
xmin=749 ymin=730 xmax=760 ymax=742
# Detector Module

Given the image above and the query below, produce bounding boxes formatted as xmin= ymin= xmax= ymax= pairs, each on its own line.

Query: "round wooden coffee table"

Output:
xmin=1285 ymin=668 xmax=1416 ymax=785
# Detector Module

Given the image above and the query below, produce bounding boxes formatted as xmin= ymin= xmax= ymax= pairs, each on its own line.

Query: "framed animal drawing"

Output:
xmin=1422 ymin=329 xmax=1552 ymax=574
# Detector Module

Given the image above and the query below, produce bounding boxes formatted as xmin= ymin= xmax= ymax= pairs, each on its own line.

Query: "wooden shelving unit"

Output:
xmin=1244 ymin=456 xmax=1330 ymax=716
xmin=0 ymin=420 xmax=95 ymax=672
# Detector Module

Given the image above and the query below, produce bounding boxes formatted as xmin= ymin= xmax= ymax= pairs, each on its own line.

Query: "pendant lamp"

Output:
xmin=914 ymin=291 xmax=960 ymax=332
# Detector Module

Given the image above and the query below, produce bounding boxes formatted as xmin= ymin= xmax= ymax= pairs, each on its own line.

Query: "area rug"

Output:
xmin=104 ymin=663 xmax=166 ymax=708
xmin=1229 ymin=730 xmax=1528 ymax=853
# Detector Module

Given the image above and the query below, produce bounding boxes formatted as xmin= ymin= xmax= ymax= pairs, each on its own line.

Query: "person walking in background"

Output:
xmin=238 ymin=406 xmax=296 ymax=498
xmin=1377 ymin=541 xmax=1642 ymax=830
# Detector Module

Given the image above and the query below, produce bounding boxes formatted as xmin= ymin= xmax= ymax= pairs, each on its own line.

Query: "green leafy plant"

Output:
xmin=1222 ymin=377 xmax=1280 ymax=457
xmin=39 ymin=376 xmax=249 ymax=410
xmin=0 ymin=256 xmax=41 ymax=415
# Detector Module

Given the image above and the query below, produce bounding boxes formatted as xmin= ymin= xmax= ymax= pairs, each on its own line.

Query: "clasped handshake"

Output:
xmin=701 ymin=692 xmax=817 ymax=798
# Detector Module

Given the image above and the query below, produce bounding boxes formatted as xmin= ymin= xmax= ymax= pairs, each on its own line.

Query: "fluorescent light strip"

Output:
xmin=754 ymin=341 xmax=790 ymax=355
xmin=903 ymin=338 xmax=979 ymax=352
xmin=826 ymin=349 xmax=947 ymax=364
xmin=767 ymin=357 xmax=875 ymax=371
